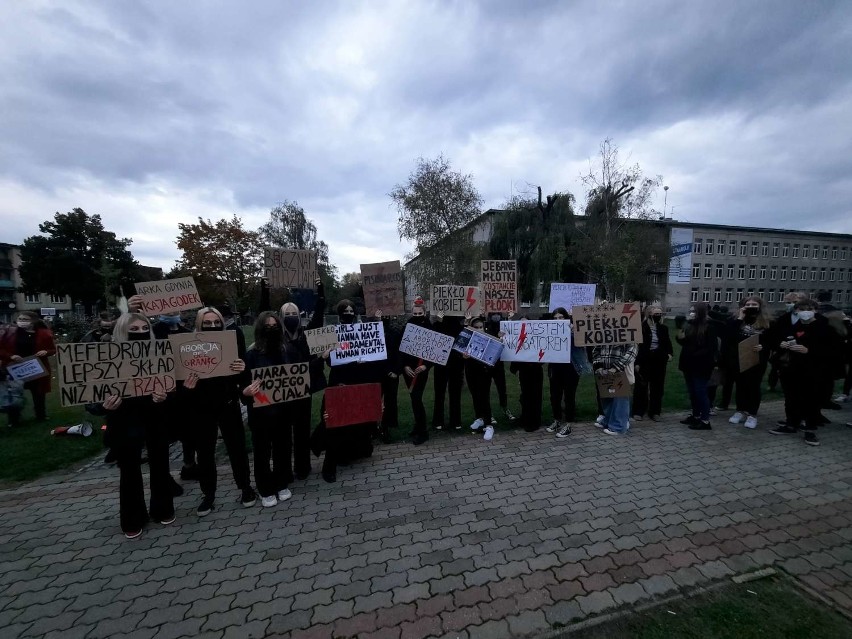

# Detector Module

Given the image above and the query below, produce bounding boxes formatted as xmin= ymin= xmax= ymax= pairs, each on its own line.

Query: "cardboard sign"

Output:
xmin=169 ymin=331 xmax=239 ymax=380
xmin=6 ymin=356 xmax=49 ymax=382
xmin=480 ymin=260 xmax=517 ymax=314
xmin=305 ymin=325 xmax=339 ymax=356
xmin=430 ymin=285 xmax=480 ymax=317
xmin=572 ymin=303 xmax=644 ymax=347
xmin=134 ymin=277 xmax=203 ymax=314
xmin=360 ymin=261 xmax=404 ymax=316
xmin=251 ymin=363 xmax=310 ymax=406
xmin=596 ymin=370 xmax=631 ymax=397
xmin=452 ymin=328 xmax=504 ymax=366
xmin=399 ymin=323 xmax=455 ymax=366
xmin=264 ymin=247 xmax=318 ymax=289
xmin=330 ymin=322 xmax=387 ymax=366
xmin=56 ymin=340 xmax=176 ymax=407
xmin=499 ymin=320 xmax=572 ymax=363
xmin=325 ymin=383 xmax=383 ymax=427
xmin=549 ymin=283 xmax=596 ymax=313
xmin=738 ymin=334 xmax=760 ymax=373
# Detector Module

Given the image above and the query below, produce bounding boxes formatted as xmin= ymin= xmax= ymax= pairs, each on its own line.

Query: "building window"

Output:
xmin=725 ymin=289 xmax=733 ymax=303
xmin=842 ymin=247 xmax=847 ymax=260
xmin=792 ymin=244 xmax=799 ymax=258
xmin=811 ymin=268 xmax=818 ymax=282
xmin=780 ymin=267 xmax=787 ymax=281
xmin=761 ymin=242 xmax=769 ymax=257
xmin=702 ymin=290 xmax=710 ymax=302
xmin=694 ymin=239 xmax=703 ymax=254
xmin=822 ymin=246 xmax=828 ymax=259
xmin=768 ymin=290 xmax=776 ymax=303
xmin=730 ymin=242 xmax=737 ymax=256
xmin=24 ymin=293 xmax=39 ymax=304
xmin=750 ymin=242 xmax=758 ymax=257
xmin=740 ymin=241 xmax=748 ymax=256
xmin=770 ymin=267 xmax=777 ymax=280
xmin=714 ymin=289 xmax=721 ymax=303
xmin=790 ymin=267 xmax=797 ymax=281
xmin=693 ymin=263 xmax=701 ymax=279
xmin=717 ymin=240 xmax=726 ymax=255
xmin=772 ymin=243 xmax=779 ymax=258
xmin=737 ymin=288 xmax=744 ymax=301
xmin=802 ymin=245 xmax=810 ymax=258
xmin=819 ymin=268 xmax=826 ymax=281
xmin=832 ymin=247 xmax=838 ymax=260
xmin=690 ymin=288 xmax=698 ymax=302
xmin=704 ymin=264 xmax=712 ymax=279
xmin=748 ymin=265 xmax=756 ymax=279
xmin=747 ymin=289 xmax=754 ymax=298
xmin=781 ymin=243 xmax=789 ymax=258
xmin=738 ymin=265 xmax=745 ymax=279
xmin=757 ymin=289 xmax=765 ymax=300
xmin=829 ymin=268 xmax=836 ymax=282
xmin=727 ymin=264 xmax=735 ymax=279
xmin=715 ymin=264 xmax=723 ymax=279
xmin=49 ymin=294 xmax=64 ymax=304
xmin=705 ymin=240 xmax=714 ymax=255
xmin=759 ymin=265 xmax=767 ymax=279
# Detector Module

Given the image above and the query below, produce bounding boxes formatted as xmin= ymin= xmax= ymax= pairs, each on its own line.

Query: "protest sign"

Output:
xmin=399 ymin=323 xmax=455 ymax=366
xmin=305 ymin=325 xmax=340 ymax=356
xmin=360 ymin=261 xmax=404 ymax=316
xmin=169 ymin=331 xmax=239 ymax=380
xmin=430 ymin=285 xmax=480 ymax=317
xmin=6 ymin=356 xmax=48 ymax=383
xmin=595 ymin=370 xmax=631 ymax=397
xmin=264 ymin=247 xmax=318 ymax=289
xmin=452 ymin=328 xmax=504 ymax=366
xmin=549 ymin=283 xmax=596 ymax=312
xmin=572 ymin=302 xmax=644 ymax=347
xmin=56 ymin=340 xmax=176 ymax=407
xmin=330 ymin=322 xmax=387 ymax=366
xmin=499 ymin=320 xmax=572 ymax=363
xmin=325 ymin=383 xmax=383 ymax=427
xmin=134 ymin=277 xmax=203 ymax=314
xmin=738 ymin=334 xmax=760 ymax=373
xmin=250 ymin=363 xmax=310 ymax=406
xmin=480 ymin=260 xmax=517 ymax=314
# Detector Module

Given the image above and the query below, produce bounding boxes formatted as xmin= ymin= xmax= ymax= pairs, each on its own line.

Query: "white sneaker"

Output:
xmin=546 ymin=420 xmax=560 ymax=433
xmin=470 ymin=418 xmax=485 ymax=431
xmin=483 ymin=425 xmax=494 ymax=441
xmin=261 ymin=495 xmax=277 ymax=508
xmin=744 ymin=416 xmax=758 ymax=429
xmin=728 ymin=412 xmax=745 ymax=424
xmin=277 ymin=489 xmax=292 ymax=502
xmin=833 ymin=394 xmax=848 ymax=403
xmin=490 ymin=417 xmax=498 ymax=426
xmin=595 ymin=414 xmax=606 ymax=425
xmin=555 ymin=422 xmax=572 ymax=438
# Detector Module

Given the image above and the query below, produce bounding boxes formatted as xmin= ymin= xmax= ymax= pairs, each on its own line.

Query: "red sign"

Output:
xmin=325 ymin=384 xmax=383 ymax=428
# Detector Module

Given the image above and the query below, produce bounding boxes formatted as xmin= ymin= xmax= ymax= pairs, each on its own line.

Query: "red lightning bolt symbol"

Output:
xmin=516 ymin=322 xmax=528 ymax=354
xmin=255 ymin=392 xmax=270 ymax=405
xmin=538 ymin=349 xmax=545 ymax=361
xmin=466 ymin=287 xmax=476 ymax=311
xmin=623 ymin=303 xmax=638 ymax=321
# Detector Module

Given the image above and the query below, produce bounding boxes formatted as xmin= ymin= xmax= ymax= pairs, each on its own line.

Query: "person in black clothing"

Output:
xmin=723 ymin=297 xmax=770 ymax=429
xmin=400 ymin=300 xmax=432 ymax=445
xmin=182 ymin=307 xmax=256 ymax=516
xmin=463 ymin=315 xmax=496 ymax=441
xmin=676 ymin=302 xmax=718 ymax=430
xmin=81 ymin=310 xmax=121 ymax=344
xmin=278 ymin=279 xmax=326 ymax=480
xmin=768 ymin=299 xmax=834 ymax=446
xmin=546 ymin=308 xmax=579 ymax=438
xmin=631 ymin=305 xmax=673 ymax=423
xmin=431 ymin=311 xmax=465 ymax=432
xmin=101 ymin=313 xmax=175 ymax=539
xmin=377 ymin=311 xmax=402 ymax=443
xmin=241 ymin=312 xmax=293 ymax=507
xmin=485 ymin=312 xmax=516 ymax=421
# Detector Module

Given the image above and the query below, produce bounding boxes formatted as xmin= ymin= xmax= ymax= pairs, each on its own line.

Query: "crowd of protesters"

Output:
xmin=0 ymin=287 xmax=850 ymax=539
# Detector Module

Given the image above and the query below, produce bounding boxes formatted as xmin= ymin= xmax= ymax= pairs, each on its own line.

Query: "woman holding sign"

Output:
xmin=400 ymin=300 xmax=432 ymax=446
xmin=101 ymin=313 xmax=174 ymax=539
xmin=722 ymin=297 xmax=770 ymax=430
xmin=182 ymin=307 xmax=256 ymax=516
xmin=463 ymin=316 xmax=496 ymax=441
xmin=0 ymin=311 xmax=56 ymax=422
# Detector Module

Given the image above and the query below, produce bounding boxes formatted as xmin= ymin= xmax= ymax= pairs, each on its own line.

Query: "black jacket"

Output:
xmin=676 ymin=322 xmax=719 ymax=377
xmin=636 ymin=321 xmax=673 ymax=367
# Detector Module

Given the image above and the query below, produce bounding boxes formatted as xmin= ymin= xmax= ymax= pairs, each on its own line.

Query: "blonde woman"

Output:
xmin=725 ymin=296 xmax=770 ymax=429
xmin=632 ymin=305 xmax=673 ymax=422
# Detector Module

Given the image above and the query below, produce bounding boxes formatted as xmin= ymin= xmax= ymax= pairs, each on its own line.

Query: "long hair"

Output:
xmin=194 ymin=307 xmax=225 ymax=331
xmin=645 ymin=304 xmax=662 ymax=326
xmin=336 ymin=299 xmax=355 ymax=317
xmin=113 ymin=313 xmax=153 ymax=342
xmin=739 ymin=296 xmax=770 ymax=330
xmin=253 ymin=311 xmax=281 ymax=353
xmin=551 ymin=307 xmax=569 ymax=318
xmin=685 ymin=302 xmax=709 ymax=340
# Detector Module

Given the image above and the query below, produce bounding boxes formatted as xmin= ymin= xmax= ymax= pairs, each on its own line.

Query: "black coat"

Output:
xmin=676 ymin=322 xmax=719 ymax=378
xmin=636 ymin=321 xmax=673 ymax=367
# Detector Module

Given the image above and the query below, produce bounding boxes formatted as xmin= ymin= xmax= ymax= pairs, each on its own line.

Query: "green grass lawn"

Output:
xmin=567 ymin=576 xmax=852 ymax=639
xmin=0 ymin=322 xmax=788 ymax=483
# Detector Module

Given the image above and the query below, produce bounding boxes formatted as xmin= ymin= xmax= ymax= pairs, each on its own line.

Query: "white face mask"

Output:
xmin=687 ymin=312 xmax=696 ymax=321
xmin=785 ymin=303 xmax=795 ymax=312
xmin=798 ymin=311 xmax=815 ymax=322
xmin=16 ymin=320 xmax=32 ymax=329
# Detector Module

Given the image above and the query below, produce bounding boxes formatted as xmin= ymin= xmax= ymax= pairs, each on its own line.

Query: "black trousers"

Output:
xmin=491 ymin=362 xmax=508 ymax=409
xmin=433 ymin=361 xmax=463 ymax=428
xmin=735 ymin=363 xmax=767 ymax=415
xmin=549 ymin=364 xmax=579 ymax=422
xmin=719 ymin=368 xmax=735 ymax=409
xmin=322 ymin=423 xmax=373 ymax=476
xmin=780 ymin=367 xmax=820 ymax=431
xmin=517 ymin=364 xmax=543 ymax=431
xmin=196 ymin=400 xmax=252 ymax=499
xmin=381 ymin=374 xmax=400 ymax=430
xmin=249 ymin=413 xmax=290 ymax=498
xmin=466 ymin=368 xmax=493 ymax=423
xmin=284 ymin=397 xmax=312 ymax=480
xmin=405 ymin=372 xmax=429 ymax=437
xmin=632 ymin=351 xmax=668 ymax=418
xmin=116 ymin=424 xmax=174 ymax=533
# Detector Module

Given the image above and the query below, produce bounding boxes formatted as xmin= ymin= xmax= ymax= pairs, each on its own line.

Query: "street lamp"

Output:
xmin=663 ymin=185 xmax=669 ymax=218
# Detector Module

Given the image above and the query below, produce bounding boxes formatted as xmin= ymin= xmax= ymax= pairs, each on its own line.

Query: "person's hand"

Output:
xmin=315 ymin=277 xmax=323 ymax=290
xmin=323 ymin=347 xmax=334 ymax=360
xmin=103 ymin=395 xmax=122 ymax=411
xmin=464 ymin=311 xmax=472 ymax=322
xmin=404 ymin=366 xmax=415 ymax=378
xmin=462 ymin=353 xmax=471 ymax=359
xmin=375 ymin=309 xmax=383 ymax=320
xmin=780 ymin=340 xmax=791 ymax=350
xmin=635 ymin=365 xmax=640 ymax=373
xmin=415 ymin=365 xmax=427 ymax=375
xmin=128 ymin=294 xmax=144 ymax=312
xmin=243 ymin=380 xmax=261 ymax=397
xmin=436 ymin=311 xmax=445 ymax=320
xmin=152 ymin=391 xmax=167 ymax=403
xmin=667 ymin=354 xmax=673 ymax=362
xmin=507 ymin=312 xmax=516 ymax=320
xmin=738 ymin=308 xmax=745 ymax=320
xmin=498 ymin=331 xmax=506 ymax=338
xmin=229 ymin=359 xmax=245 ymax=372
xmin=789 ymin=344 xmax=808 ymax=354
xmin=10 ymin=355 xmax=22 ymax=362
xmin=388 ymin=372 xmax=398 ymax=379
xmin=753 ymin=345 xmax=763 ymax=352
xmin=184 ymin=373 xmax=199 ymax=390
xmin=35 ymin=350 xmax=48 ymax=357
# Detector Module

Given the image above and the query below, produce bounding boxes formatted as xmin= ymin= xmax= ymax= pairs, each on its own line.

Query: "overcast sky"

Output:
xmin=2 ymin=1 xmax=851 ymax=276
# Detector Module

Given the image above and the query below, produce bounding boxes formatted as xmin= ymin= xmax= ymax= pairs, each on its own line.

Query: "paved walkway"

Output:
xmin=1 ymin=400 xmax=852 ymax=639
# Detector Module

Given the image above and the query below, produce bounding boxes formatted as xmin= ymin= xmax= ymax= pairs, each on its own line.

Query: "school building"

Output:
xmin=403 ymin=212 xmax=852 ymax=316
xmin=0 ymin=242 xmax=72 ymax=323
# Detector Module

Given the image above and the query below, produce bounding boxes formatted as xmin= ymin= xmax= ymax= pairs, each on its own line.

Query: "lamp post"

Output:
xmin=663 ymin=185 xmax=669 ymax=218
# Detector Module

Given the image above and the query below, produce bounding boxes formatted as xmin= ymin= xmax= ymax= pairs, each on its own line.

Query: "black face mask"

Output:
xmin=652 ymin=315 xmax=663 ymax=324
xmin=128 ymin=331 xmax=150 ymax=341
xmin=283 ymin=316 xmax=300 ymax=332
xmin=409 ymin=315 xmax=428 ymax=326
xmin=489 ymin=314 xmax=502 ymax=323
xmin=202 ymin=326 xmax=224 ymax=332
xmin=340 ymin=314 xmax=356 ymax=325
xmin=743 ymin=307 xmax=759 ymax=319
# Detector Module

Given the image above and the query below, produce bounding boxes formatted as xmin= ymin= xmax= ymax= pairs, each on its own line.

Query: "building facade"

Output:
xmin=0 ymin=243 xmax=73 ymax=324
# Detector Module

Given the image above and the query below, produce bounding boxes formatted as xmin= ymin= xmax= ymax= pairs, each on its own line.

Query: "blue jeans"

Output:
xmin=602 ymin=397 xmax=631 ymax=433
xmin=684 ymin=374 xmax=711 ymax=421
